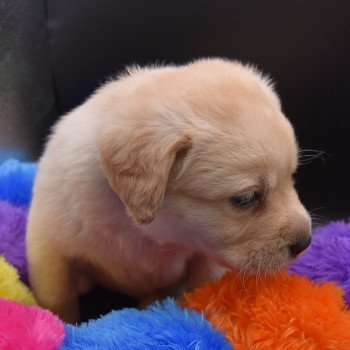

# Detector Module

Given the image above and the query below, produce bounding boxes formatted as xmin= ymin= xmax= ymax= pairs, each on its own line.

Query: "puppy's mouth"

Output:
xmin=221 ymin=234 xmax=312 ymax=276
xmin=221 ymin=247 xmax=294 ymax=276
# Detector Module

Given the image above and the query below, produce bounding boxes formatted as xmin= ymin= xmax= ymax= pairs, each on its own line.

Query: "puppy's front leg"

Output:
xmin=27 ymin=242 xmax=79 ymax=323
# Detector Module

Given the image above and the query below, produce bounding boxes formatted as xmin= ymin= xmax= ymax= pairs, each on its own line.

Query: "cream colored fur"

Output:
xmin=26 ymin=58 xmax=311 ymax=323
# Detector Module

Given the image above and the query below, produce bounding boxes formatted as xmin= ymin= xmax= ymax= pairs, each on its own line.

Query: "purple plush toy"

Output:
xmin=0 ymin=201 xmax=28 ymax=282
xmin=290 ymin=220 xmax=350 ymax=305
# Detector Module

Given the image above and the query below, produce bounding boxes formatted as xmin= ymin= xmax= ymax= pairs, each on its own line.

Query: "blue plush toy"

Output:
xmin=62 ymin=299 xmax=231 ymax=349
xmin=0 ymin=159 xmax=37 ymax=206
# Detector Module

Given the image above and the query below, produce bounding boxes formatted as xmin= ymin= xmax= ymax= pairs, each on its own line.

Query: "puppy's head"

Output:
xmin=99 ymin=58 xmax=311 ymax=273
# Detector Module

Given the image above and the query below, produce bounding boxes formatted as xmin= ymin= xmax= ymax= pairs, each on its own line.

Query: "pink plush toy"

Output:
xmin=0 ymin=298 xmax=65 ymax=350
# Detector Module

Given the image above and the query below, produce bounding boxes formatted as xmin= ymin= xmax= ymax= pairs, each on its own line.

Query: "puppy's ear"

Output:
xmin=99 ymin=126 xmax=192 ymax=224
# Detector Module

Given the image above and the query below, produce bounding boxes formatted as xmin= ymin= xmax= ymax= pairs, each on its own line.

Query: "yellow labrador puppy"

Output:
xmin=26 ymin=58 xmax=311 ymax=323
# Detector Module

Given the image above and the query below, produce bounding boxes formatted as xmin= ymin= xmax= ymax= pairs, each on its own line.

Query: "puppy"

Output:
xmin=26 ymin=58 xmax=311 ymax=323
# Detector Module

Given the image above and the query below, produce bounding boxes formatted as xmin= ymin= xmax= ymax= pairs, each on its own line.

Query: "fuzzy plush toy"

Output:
xmin=0 ymin=298 xmax=65 ymax=350
xmin=0 ymin=201 xmax=28 ymax=282
xmin=61 ymin=299 xmax=231 ymax=349
xmin=0 ymin=159 xmax=37 ymax=206
xmin=290 ymin=220 xmax=350 ymax=305
xmin=0 ymin=255 xmax=35 ymax=305
xmin=183 ymin=271 xmax=350 ymax=349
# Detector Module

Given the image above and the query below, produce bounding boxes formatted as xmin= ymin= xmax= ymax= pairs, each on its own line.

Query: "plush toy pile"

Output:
xmin=1 ymin=158 xmax=350 ymax=349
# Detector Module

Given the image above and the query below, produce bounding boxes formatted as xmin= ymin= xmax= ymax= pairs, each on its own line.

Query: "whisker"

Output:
xmin=299 ymin=149 xmax=325 ymax=156
xmin=299 ymin=149 xmax=322 ymax=153
xmin=310 ymin=214 xmax=328 ymax=227
xmin=233 ymin=255 xmax=250 ymax=287
xmin=242 ymin=260 xmax=253 ymax=291
xmin=308 ymin=207 xmax=328 ymax=228
xmin=245 ymin=258 xmax=256 ymax=290
xmin=257 ymin=256 xmax=264 ymax=287
xmin=246 ymin=260 xmax=255 ymax=288
xmin=253 ymin=256 xmax=259 ymax=289
xmin=311 ymin=215 xmax=327 ymax=222
xmin=239 ymin=256 xmax=252 ymax=292
xmin=308 ymin=207 xmax=324 ymax=214
xmin=267 ymin=259 xmax=273 ymax=282
xmin=298 ymin=149 xmax=327 ymax=166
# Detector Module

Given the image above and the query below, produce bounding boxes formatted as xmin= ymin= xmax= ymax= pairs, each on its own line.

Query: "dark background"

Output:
xmin=1 ymin=0 xmax=350 ymax=319
xmin=2 ymin=0 xmax=349 ymax=220
xmin=48 ymin=0 xmax=350 ymax=221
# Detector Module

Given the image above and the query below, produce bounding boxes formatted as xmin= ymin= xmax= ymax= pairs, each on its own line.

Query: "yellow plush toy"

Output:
xmin=0 ymin=255 xmax=36 ymax=305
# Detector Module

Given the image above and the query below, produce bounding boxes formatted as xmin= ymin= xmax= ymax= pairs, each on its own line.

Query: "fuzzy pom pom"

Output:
xmin=0 ymin=298 xmax=65 ymax=350
xmin=61 ymin=298 xmax=231 ymax=349
xmin=182 ymin=271 xmax=350 ymax=350
xmin=0 ymin=201 xmax=28 ymax=281
xmin=290 ymin=220 xmax=350 ymax=305
xmin=0 ymin=255 xmax=35 ymax=305
xmin=0 ymin=159 xmax=37 ymax=206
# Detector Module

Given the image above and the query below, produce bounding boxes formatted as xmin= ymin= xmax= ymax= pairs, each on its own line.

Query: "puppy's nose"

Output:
xmin=290 ymin=235 xmax=312 ymax=257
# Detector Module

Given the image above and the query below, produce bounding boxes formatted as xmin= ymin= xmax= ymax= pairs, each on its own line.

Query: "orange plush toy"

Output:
xmin=182 ymin=271 xmax=350 ymax=350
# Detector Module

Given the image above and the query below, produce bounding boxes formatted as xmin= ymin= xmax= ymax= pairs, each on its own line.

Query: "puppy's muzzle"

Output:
xmin=289 ymin=234 xmax=312 ymax=257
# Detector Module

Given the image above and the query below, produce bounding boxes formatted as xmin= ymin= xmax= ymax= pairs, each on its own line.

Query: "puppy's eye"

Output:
xmin=230 ymin=191 xmax=259 ymax=208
